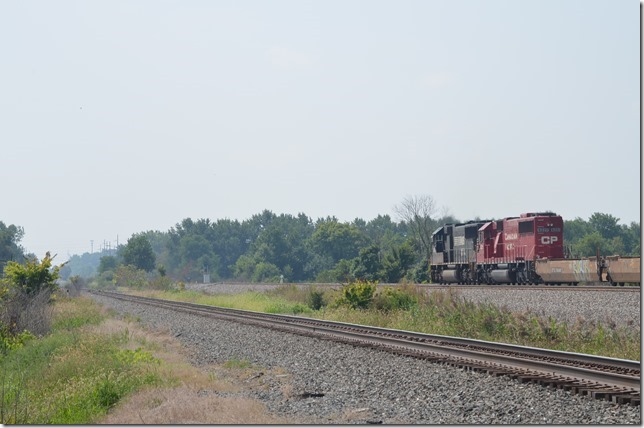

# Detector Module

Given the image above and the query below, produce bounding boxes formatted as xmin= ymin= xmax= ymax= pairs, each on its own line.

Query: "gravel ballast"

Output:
xmin=189 ymin=282 xmax=641 ymax=328
xmin=89 ymin=292 xmax=641 ymax=424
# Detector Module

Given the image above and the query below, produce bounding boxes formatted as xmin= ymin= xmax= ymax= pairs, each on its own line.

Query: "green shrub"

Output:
xmin=149 ymin=276 xmax=173 ymax=291
xmin=372 ymin=286 xmax=418 ymax=312
xmin=112 ymin=265 xmax=147 ymax=289
xmin=336 ymin=280 xmax=377 ymax=309
xmin=307 ymin=289 xmax=327 ymax=310
xmin=2 ymin=252 xmax=62 ymax=295
xmin=0 ymin=327 xmax=35 ymax=354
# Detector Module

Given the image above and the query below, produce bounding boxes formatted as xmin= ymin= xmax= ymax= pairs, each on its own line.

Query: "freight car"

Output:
xmin=430 ymin=212 xmax=640 ymax=286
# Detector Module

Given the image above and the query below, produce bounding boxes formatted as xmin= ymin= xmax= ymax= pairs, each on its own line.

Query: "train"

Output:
xmin=429 ymin=212 xmax=641 ymax=286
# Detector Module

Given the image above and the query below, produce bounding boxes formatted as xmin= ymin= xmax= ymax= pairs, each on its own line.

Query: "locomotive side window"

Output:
xmin=519 ymin=220 xmax=534 ymax=234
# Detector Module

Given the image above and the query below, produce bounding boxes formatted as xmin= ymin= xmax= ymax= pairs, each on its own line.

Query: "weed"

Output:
xmin=223 ymin=358 xmax=251 ymax=369
xmin=307 ymin=289 xmax=327 ymax=310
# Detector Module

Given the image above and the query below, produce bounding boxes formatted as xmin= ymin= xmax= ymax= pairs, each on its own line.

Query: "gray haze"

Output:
xmin=0 ymin=0 xmax=640 ymax=261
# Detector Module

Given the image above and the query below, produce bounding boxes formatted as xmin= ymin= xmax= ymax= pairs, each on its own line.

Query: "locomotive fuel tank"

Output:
xmin=490 ymin=269 xmax=513 ymax=283
xmin=441 ymin=269 xmax=459 ymax=283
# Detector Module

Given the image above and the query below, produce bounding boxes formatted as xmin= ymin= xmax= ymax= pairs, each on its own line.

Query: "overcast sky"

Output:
xmin=1 ymin=0 xmax=640 ymax=261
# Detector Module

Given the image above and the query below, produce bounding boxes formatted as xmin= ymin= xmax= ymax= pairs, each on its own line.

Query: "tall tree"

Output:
xmin=588 ymin=213 xmax=621 ymax=240
xmin=248 ymin=213 xmax=314 ymax=281
xmin=382 ymin=241 xmax=417 ymax=283
xmin=308 ymin=220 xmax=369 ymax=265
xmin=98 ymin=255 xmax=119 ymax=274
xmin=352 ymin=244 xmax=382 ymax=281
xmin=0 ymin=221 xmax=25 ymax=269
xmin=121 ymin=234 xmax=156 ymax=272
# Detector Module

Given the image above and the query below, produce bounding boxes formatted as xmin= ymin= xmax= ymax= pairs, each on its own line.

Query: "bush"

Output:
xmin=0 ymin=289 xmax=53 ymax=337
xmin=2 ymin=252 xmax=63 ymax=295
xmin=148 ymin=276 xmax=173 ymax=291
xmin=112 ymin=265 xmax=147 ymax=289
xmin=336 ymin=280 xmax=377 ymax=310
xmin=307 ymin=289 xmax=327 ymax=310
xmin=0 ymin=328 xmax=35 ymax=354
xmin=372 ymin=286 xmax=418 ymax=312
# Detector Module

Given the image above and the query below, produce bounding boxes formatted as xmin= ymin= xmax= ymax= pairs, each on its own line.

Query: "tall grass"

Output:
xmin=0 ymin=296 xmax=163 ymax=424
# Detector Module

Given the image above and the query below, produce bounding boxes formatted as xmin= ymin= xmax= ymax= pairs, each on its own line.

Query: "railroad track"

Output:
xmin=88 ymin=289 xmax=641 ymax=406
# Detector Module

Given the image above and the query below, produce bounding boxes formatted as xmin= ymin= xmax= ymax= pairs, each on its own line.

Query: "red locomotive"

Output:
xmin=431 ymin=212 xmax=566 ymax=285
xmin=431 ymin=211 xmax=640 ymax=285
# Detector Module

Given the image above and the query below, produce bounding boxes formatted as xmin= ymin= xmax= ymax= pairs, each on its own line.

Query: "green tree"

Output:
xmin=98 ymin=255 xmax=119 ymax=274
xmin=211 ymin=219 xmax=249 ymax=278
xmin=309 ymin=220 xmax=368 ymax=264
xmin=363 ymin=214 xmax=406 ymax=255
xmin=121 ymin=235 xmax=156 ymax=272
xmin=382 ymin=241 xmax=417 ymax=283
xmin=329 ymin=259 xmax=355 ymax=283
xmin=247 ymin=213 xmax=313 ymax=281
xmin=0 ymin=222 xmax=25 ymax=271
xmin=573 ymin=231 xmax=610 ymax=257
xmin=232 ymin=254 xmax=258 ymax=281
xmin=626 ymin=222 xmax=641 ymax=255
xmin=563 ymin=217 xmax=591 ymax=248
xmin=564 ymin=214 xmax=639 ymax=257
xmin=352 ymin=244 xmax=382 ymax=281
xmin=588 ymin=212 xmax=621 ymax=240
xmin=252 ymin=262 xmax=281 ymax=282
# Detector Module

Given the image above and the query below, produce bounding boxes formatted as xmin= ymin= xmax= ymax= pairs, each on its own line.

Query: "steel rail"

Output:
xmin=88 ymin=289 xmax=641 ymax=405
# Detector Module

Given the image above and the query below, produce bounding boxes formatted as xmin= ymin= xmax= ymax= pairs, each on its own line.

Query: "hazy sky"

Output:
xmin=1 ymin=0 xmax=640 ymax=261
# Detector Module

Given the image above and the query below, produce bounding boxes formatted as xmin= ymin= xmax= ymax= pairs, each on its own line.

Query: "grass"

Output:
xmin=129 ymin=286 xmax=315 ymax=316
xmin=223 ymin=357 xmax=252 ymax=369
xmin=0 ymin=295 xmax=295 ymax=424
xmin=129 ymin=284 xmax=640 ymax=361
xmin=0 ymin=297 xmax=163 ymax=424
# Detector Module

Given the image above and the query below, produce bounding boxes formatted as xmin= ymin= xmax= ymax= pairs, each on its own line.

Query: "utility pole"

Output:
xmin=90 ymin=240 xmax=94 ymax=253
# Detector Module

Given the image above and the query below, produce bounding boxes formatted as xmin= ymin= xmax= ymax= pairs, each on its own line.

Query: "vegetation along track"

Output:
xmin=88 ymin=290 xmax=641 ymax=406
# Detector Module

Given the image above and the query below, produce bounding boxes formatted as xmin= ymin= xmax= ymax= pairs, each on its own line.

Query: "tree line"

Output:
xmin=78 ymin=205 xmax=642 ymax=285
xmin=0 ymin=201 xmax=640 ymax=286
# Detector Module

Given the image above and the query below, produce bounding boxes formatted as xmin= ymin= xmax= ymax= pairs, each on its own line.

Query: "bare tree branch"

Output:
xmin=393 ymin=194 xmax=437 ymax=259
